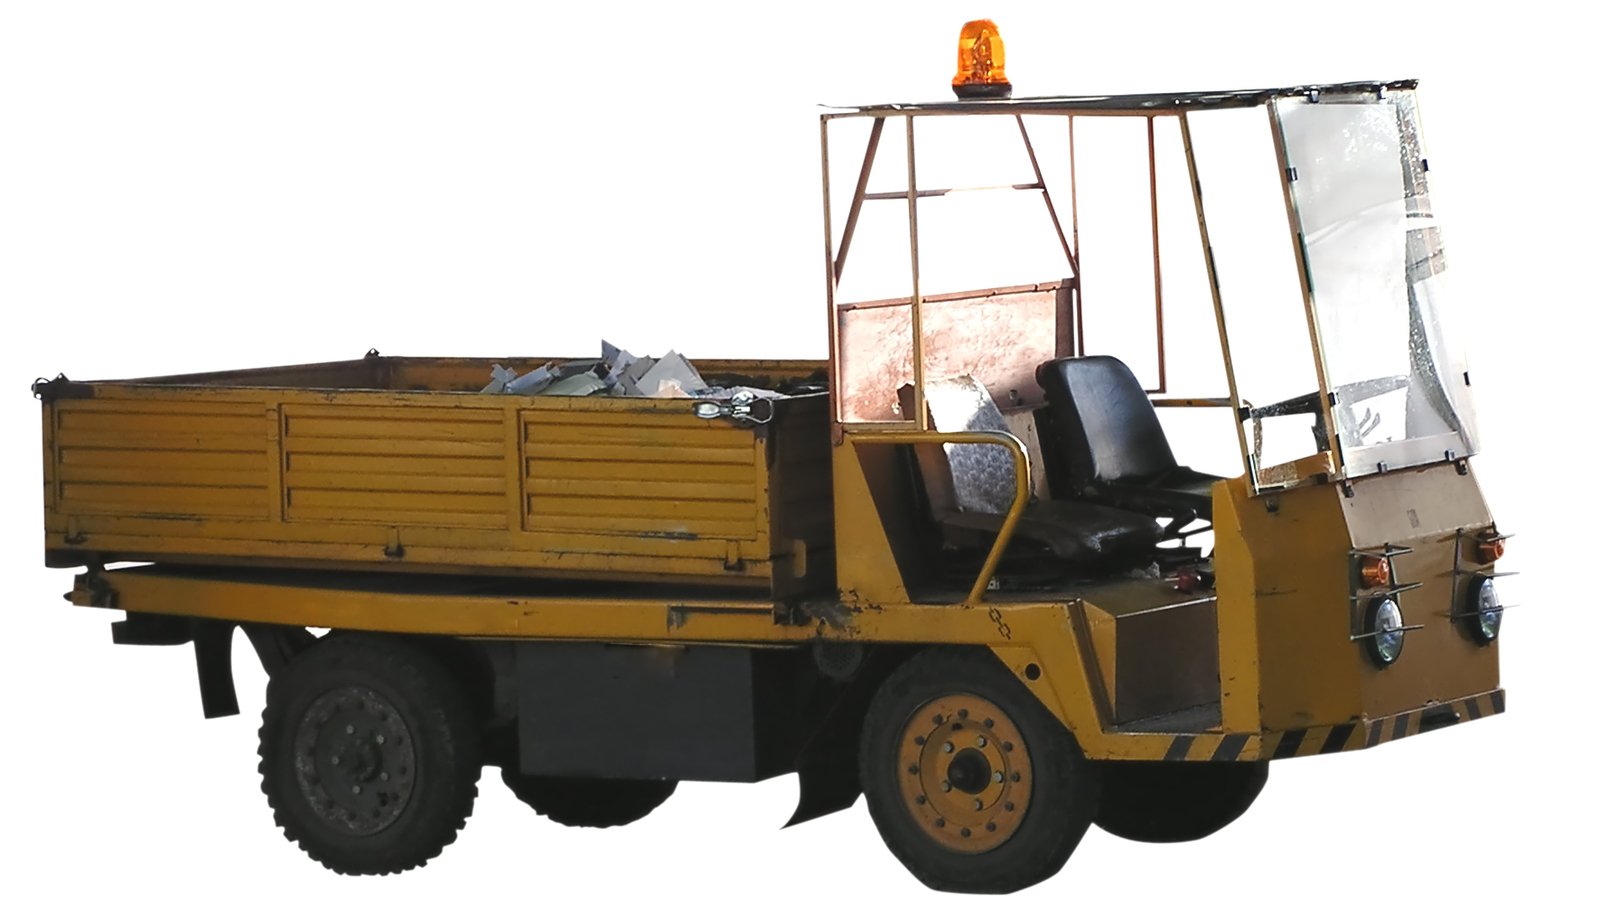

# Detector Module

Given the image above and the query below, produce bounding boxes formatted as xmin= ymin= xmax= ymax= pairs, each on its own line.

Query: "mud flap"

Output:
xmin=786 ymin=758 xmax=862 ymax=827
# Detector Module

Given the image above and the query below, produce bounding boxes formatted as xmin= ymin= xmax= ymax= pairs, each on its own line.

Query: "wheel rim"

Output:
xmin=292 ymin=685 xmax=417 ymax=836
xmin=896 ymin=692 xmax=1033 ymax=853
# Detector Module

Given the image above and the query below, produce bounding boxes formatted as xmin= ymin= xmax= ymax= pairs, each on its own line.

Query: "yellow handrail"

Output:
xmin=846 ymin=429 xmax=1031 ymax=605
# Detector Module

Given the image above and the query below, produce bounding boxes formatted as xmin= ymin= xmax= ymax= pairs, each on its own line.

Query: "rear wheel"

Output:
xmin=500 ymin=771 xmax=677 ymax=827
xmin=258 ymin=634 xmax=482 ymax=874
xmin=859 ymin=649 xmax=1098 ymax=894
xmin=1094 ymin=760 xmax=1268 ymax=842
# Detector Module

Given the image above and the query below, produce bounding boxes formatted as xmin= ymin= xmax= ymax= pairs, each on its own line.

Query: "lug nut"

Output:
xmin=375 ymin=735 xmax=385 ymax=745
xmin=915 ymin=795 xmax=926 ymax=805
xmin=942 ymin=741 xmax=955 ymax=753
xmin=958 ymin=709 xmax=968 ymax=719
xmin=976 ymin=736 xmax=987 ymax=748
xmin=345 ymin=725 xmax=355 ymax=735
xmin=960 ymin=827 xmax=971 ymax=838
xmin=351 ymin=785 xmax=362 ymax=795
xmin=908 ymin=764 xmax=919 ymax=775
xmin=986 ymin=822 xmax=997 ymax=832
xmin=973 ymin=799 xmax=984 ymax=811
xmin=380 ymin=772 xmax=389 ymax=782
xmin=941 ymin=781 xmax=952 ymax=793
xmin=934 ymin=818 xmax=945 ymax=828
xmin=983 ymin=718 xmax=994 ymax=728
xmin=1005 ymin=801 xmax=1016 ymax=812
xmin=330 ymin=755 xmax=341 ymax=766
xmin=993 ymin=771 xmax=1004 ymax=783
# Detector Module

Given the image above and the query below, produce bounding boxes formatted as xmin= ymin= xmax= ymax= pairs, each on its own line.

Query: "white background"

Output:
xmin=1 ymin=2 xmax=1591 ymax=912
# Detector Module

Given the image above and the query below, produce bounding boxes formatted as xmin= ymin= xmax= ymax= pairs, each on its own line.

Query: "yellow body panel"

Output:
xmin=41 ymin=357 xmax=832 ymax=595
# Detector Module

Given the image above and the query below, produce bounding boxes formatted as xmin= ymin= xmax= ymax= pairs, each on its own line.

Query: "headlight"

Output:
xmin=1365 ymin=597 xmax=1406 ymax=667
xmin=1465 ymin=575 xmax=1502 ymax=645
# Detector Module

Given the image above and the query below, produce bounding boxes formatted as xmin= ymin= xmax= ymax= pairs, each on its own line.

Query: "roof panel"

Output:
xmin=821 ymin=80 xmax=1417 ymax=118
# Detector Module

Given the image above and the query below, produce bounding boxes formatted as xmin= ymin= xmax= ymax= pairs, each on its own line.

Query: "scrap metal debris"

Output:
xmin=481 ymin=341 xmax=788 ymax=405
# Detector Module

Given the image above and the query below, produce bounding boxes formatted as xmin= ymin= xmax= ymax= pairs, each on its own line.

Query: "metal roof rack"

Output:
xmin=821 ymin=79 xmax=1418 ymax=118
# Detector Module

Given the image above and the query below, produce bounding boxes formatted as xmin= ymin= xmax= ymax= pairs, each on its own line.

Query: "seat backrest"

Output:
xmin=1035 ymin=355 xmax=1177 ymax=489
xmin=901 ymin=376 xmax=1028 ymax=518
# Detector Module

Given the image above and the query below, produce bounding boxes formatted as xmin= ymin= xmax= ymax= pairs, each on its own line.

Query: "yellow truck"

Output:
xmin=34 ymin=75 xmax=1508 ymax=894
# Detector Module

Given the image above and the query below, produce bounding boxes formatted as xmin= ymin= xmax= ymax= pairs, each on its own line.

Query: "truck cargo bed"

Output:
xmin=38 ymin=355 xmax=833 ymax=596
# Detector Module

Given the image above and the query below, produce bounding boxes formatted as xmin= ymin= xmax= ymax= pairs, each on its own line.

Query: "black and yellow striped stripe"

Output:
xmin=1154 ymin=688 xmax=1505 ymax=762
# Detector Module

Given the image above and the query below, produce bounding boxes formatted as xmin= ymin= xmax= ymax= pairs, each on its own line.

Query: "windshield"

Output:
xmin=1277 ymin=90 xmax=1478 ymax=477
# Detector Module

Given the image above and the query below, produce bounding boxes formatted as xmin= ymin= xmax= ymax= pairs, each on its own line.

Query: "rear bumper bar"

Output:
xmin=1158 ymin=688 xmax=1506 ymax=763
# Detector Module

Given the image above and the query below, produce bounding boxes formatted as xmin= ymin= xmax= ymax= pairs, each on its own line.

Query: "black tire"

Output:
xmin=258 ymin=634 xmax=482 ymax=875
xmin=859 ymin=648 xmax=1098 ymax=894
xmin=500 ymin=770 xmax=677 ymax=827
xmin=1094 ymin=760 xmax=1268 ymax=843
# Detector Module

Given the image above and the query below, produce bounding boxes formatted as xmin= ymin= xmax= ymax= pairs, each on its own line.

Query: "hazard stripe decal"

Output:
xmin=1212 ymin=733 xmax=1248 ymax=762
xmin=1141 ymin=689 xmax=1503 ymax=763
xmin=1319 ymin=723 xmax=1355 ymax=754
xmin=1164 ymin=735 xmax=1194 ymax=762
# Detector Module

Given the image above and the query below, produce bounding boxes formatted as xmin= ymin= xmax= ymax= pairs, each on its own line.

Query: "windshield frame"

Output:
xmin=1268 ymin=88 xmax=1478 ymax=483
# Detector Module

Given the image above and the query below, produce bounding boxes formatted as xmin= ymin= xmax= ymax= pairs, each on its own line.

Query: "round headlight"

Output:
xmin=1365 ymin=597 xmax=1405 ymax=667
xmin=1466 ymin=575 xmax=1502 ymax=645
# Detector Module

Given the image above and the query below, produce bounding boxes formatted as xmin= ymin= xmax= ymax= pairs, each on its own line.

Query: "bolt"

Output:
xmin=986 ymin=822 xmax=997 ymax=832
xmin=934 ymin=818 xmax=945 ymax=828
xmin=958 ymin=709 xmax=968 ymax=719
xmin=375 ymin=735 xmax=385 ymax=745
xmin=932 ymin=714 xmax=944 ymax=725
xmin=983 ymin=718 xmax=995 ymax=728
xmin=915 ymin=795 xmax=926 ymax=805
xmin=380 ymin=773 xmax=389 ymax=782
xmin=1003 ymin=741 xmax=1014 ymax=752
xmin=993 ymin=771 xmax=1005 ymax=783
xmin=976 ymin=736 xmax=987 ymax=748
xmin=352 ymin=785 xmax=362 ymax=795
xmin=330 ymin=755 xmax=341 ymax=766
xmin=1012 ymin=772 xmax=1022 ymax=782
xmin=908 ymin=764 xmax=919 ymax=775
xmin=1005 ymin=802 xmax=1016 ymax=812
xmin=942 ymin=741 xmax=954 ymax=753
xmin=345 ymin=725 xmax=355 ymax=735
xmin=973 ymin=799 xmax=984 ymax=811
xmin=941 ymin=781 xmax=952 ymax=793
xmin=914 ymin=736 xmax=926 ymax=746
xmin=960 ymin=827 xmax=971 ymax=838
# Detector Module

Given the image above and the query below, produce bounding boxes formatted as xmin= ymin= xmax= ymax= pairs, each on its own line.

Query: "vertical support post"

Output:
xmin=1267 ymin=98 xmax=1345 ymax=476
xmin=1178 ymin=113 xmax=1253 ymax=484
xmin=820 ymin=117 xmax=842 ymax=428
xmin=1147 ymin=116 xmax=1167 ymax=394
xmin=905 ymin=116 xmax=927 ymax=430
xmin=1068 ymin=114 xmax=1084 ymax=354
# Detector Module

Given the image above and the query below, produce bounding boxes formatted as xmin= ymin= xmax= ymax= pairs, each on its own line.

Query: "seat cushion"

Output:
xmin=941 ymin=499 xmax=1163 ymax=566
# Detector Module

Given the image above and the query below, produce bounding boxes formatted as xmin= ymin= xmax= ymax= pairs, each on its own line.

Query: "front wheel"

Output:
xmin=1094 ymin=760 xmax=1268 ymax=843
xmin=258 ymin=634 xmax=482 ymax=875
xmin=859 ymin=649 xmax=1098 ymax=894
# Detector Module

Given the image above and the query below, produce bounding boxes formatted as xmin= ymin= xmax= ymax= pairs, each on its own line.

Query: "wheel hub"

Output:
xmin=896 ymin=692 xmax=1032 ymax=853
xmin=292 ymin=685 xmax=417 ymax=836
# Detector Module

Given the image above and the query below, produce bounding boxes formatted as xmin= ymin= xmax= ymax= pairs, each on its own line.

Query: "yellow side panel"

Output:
xmin=522 ymin=407 xmax=760 ymax=541
xmin=54 ymin=399 xmax=270 ymax=520
xmin=283 ymin=404 xmax=510 ymax=529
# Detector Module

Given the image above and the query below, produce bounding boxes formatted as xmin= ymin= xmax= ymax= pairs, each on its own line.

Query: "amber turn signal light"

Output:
xmin=1476 ymin=535 xmax=1506 ymax=564
xmin=1359 ymin=556 xmax=1391 ymax=589
xmin=952 ymin=19 xmax=1011 ymax=100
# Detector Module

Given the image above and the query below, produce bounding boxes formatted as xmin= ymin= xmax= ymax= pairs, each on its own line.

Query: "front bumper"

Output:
xmin=1158 ymin=688 xmax=1506 ymax=763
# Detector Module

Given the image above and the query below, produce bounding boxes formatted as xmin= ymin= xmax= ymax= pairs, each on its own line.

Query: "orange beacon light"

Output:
xmin=951 ymin=19 xmax=1011 ymax=100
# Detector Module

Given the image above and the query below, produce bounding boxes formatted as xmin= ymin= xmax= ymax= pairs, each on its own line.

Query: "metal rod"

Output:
xmin=1178 ymin=113 xmax=1253 ymax=486
xmin=820 ymin=117 xmax=842 ymax=428
xmin=1015 ymin=115 xmax=1079 ymax=275
xmin=833 ymin=117 xmax=884 ymax=284
xmin=1147 ymin=116 xmax=1167 ymax=394
xmin=1268 ymin=98 xmax=1345 ymax=476
xmin=905 ymin=116 xmax=927 ymax=430
xmin=848 ymin=429 xmax=1031 ymax=605
xmin=861 ymin=182 xmax=1043 ymax=201
xmin=1150 ymin=397 xmax=1233 ymax=408
xmin=1068 ymin=114 xmax=1083 ymax=353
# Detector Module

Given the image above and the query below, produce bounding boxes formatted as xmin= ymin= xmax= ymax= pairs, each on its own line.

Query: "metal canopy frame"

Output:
xmin=820 ymin=79 xmax=1422 ymax=496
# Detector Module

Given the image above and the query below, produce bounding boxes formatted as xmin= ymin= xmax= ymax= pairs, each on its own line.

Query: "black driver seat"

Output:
xmin=1035 ymin=355 xmax=1223 ymax=520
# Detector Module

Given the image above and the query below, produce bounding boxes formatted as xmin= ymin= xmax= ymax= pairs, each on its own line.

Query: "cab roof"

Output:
xmin=821 ymin=79 xmax=1417 ymax=119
